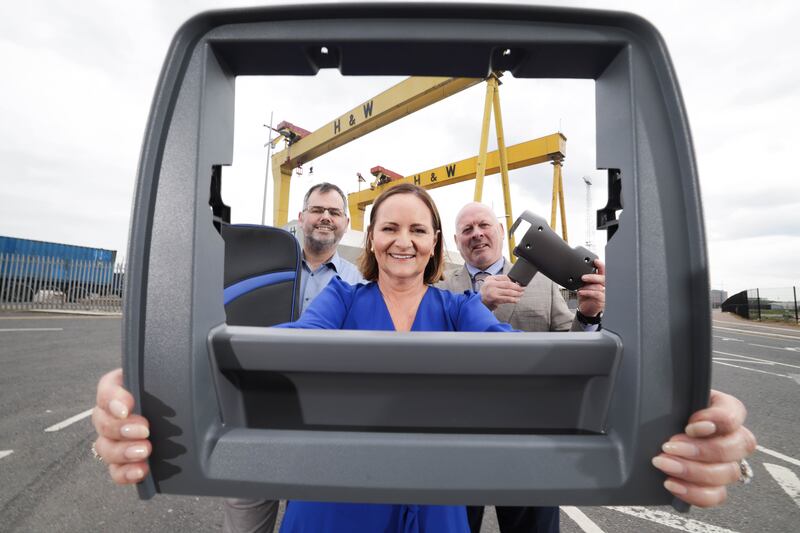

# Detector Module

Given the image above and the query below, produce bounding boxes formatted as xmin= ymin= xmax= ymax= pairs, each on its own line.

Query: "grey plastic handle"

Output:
xmin=123 ymin=3 xmax=711 ymax=509
xmin=508 ymin=210 xmax=598 ymax=289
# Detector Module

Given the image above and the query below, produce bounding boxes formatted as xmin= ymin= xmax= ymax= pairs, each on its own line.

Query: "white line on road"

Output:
xmin=748 ymin=343 xmax=800 ymax=353
xmin=764 ymin=463 xmax=800 ymax=508
xmin=44 ymin=408 xmax=94 ymax=432
xmin=712 ymin=325 xmax=800 ymax=341
xmin=0 ymin=315 xmax=117 ymax=320
xmin=607 ymin=506 xmax=740 ymax=532
xmin=713 ymin=350 xmax=800 ymax=370
xmin=0 ymin=450 xmax=13 ymax=460
xmin=562 ymin=507 xmax=606 ymax=533
xmin=713 ymin=358 xmax=776 ymax=365
xmin=0 ymin=327 xmax=64 ymax=332
xmin=713 ymin=336 xmax=743 ymax=342
xmin=757 ymin=445 xmax=800 ymax=467
xmin=713 ymin=320 xmax=800 ymax=334
xmin=713 ymin=360 xmax=791 ymax=379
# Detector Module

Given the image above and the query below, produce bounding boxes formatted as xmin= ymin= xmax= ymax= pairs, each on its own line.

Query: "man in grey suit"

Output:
xmin=436 ymin=202 xmax=605 ymax=533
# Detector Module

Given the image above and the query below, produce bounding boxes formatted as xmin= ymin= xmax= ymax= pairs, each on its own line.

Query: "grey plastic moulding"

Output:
xmin=123 ymin=2 xmax=710 ymax=508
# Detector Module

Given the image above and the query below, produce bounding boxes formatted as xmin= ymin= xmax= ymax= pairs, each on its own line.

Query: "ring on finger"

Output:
xmin=91 ymin=441 xmax=104 ymax=463
xmin=738 ymin=459 xmax=753 ymax=485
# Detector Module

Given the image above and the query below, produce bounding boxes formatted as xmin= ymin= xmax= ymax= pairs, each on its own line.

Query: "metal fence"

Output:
xmin=722 ymin=286 xmax=799 ymax=324
xmin=0 ymin=253 xmax=124 ymax=313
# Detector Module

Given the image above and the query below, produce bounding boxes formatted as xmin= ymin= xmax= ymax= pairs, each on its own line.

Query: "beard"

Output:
xmin=305 ymin=228 xmax=338 ymax=252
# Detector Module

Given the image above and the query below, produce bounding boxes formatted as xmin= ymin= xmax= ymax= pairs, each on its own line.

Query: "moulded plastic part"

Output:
xmin=124 ymin=2 xmax=710 ymax=508
xmin=508 ymin=210 xmax=598 ymax=290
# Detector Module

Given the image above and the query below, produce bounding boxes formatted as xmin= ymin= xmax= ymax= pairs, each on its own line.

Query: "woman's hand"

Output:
xmin=653 ymin=389 xmax=757 ymax=507
xmin=91 ymin=368 xmax=152 ymax=484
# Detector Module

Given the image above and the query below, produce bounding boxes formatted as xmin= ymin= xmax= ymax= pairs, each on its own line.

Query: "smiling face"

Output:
xmin=370 ymin=192 xmax=439 ymax=284
xmin=298 ymin=188 xmax=348 ymax=253
xmin=454 ymin=202 xmax=505 ymax=271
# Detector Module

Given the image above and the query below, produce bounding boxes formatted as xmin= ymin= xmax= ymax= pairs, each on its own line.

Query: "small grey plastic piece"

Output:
xmin=123 ymin=2 xmax=711 ymax=509
xmin=597 ymin=169 xmax=623 ymax=239
xmin=508 ymin=210 xmax=598 ymax=289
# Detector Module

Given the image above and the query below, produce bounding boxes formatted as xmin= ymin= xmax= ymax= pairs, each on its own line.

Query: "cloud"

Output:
xmin=709 ymin=235 xmax=800 ymax=294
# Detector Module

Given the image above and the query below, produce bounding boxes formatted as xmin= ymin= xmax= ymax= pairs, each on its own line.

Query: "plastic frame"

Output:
xmin=124 ymin=2 xmax=710 ymax=507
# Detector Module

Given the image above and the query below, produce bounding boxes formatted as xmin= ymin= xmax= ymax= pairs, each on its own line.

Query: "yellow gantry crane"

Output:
xmin=347 ymin=132 xmax=566 ymax=236
xmin=270 ymin=73 xmax=570 ymax=259
xmin=270 ymin=76 xmax=483 ymax=226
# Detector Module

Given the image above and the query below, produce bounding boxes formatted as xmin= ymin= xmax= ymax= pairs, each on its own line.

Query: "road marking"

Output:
xmin=713 ymin=358 xmax=775 ymax=365
xmin=562 ymin=507 xmax=606 ymax=532
xmin=0 ymin=327 xmax=64 ymax=332
xmin=757 ymin=445 xmax=800 ymax=467
xmin=44 ymin=408 xmax=94 ymax=432
xmin=0 ymin=314 xmax=119 ymax=320
xmin=713 ymin=320 xmax=800 ymax=333
xmin=712 ymin=325 xmax=800 ymax=341
xmin=713 ymin=360 xmax=791 ymax=379
xmin=764 ymin=463 xmax=800 ymax=508
xmin=713 ymin=350 xmax=800 ymax=370
xmin=0 ymin=315 xmax=118 ymax=320
xmin=713 ymin=336 xmax=743 ymax=342
xmin=607 ymin=506 xmax=740 ymax=532
xmin=748 ymin=343 xmax=800 ymax=353
xmin=0 ymin=450 xmax=13 ymax=460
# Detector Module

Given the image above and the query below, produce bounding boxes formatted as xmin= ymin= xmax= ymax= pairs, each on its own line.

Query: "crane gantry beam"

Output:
xmin=270 ymin=76 xmax=484 ymax=226
xmin=347 ymin=132 xmax=567 ymax=231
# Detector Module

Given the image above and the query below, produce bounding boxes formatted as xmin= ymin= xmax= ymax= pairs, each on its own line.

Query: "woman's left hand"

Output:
xmin=653 ymin=389 xmax=757 ymax=507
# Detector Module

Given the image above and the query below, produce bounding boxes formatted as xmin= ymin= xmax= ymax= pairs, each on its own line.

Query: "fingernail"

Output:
xmin=664 ymin=479 xmax=688 ymax=495
xmin=652 ymin=456 xmax=685 ymax=475
xmin=109 ymin=399 xmax=129 ymax=419
xmin=125 ymin=445 xmax=148 ymax=460
xmin=121 ymin=424 xmax=149 ymax=439
xmin=125 ymin=467 xmax=145 ymax=481
xmin=662 ymin=441 xmax=699 ymax=458
xmin=685 ymin=421 xmax=716 ymax=438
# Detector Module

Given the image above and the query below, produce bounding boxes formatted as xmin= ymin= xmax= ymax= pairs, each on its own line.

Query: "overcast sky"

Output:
xmin=1 ymin=0 xmax=797 ymax=295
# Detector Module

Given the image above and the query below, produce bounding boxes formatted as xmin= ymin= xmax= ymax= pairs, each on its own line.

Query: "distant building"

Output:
xmin=710 ymin=289 xmax=728 ymax=308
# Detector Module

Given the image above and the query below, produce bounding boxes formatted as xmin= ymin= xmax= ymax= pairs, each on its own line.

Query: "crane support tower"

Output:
xmin=472 ymin=72 xmax=519 ymax=256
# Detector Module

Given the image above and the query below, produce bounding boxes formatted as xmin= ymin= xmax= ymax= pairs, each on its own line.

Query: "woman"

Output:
xmin=93 ymin=184 xmax=756 ymax=530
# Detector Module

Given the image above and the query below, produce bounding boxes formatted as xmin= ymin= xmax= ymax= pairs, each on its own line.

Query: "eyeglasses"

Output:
xmin=305 ymin=206 xmax=345 ymax=218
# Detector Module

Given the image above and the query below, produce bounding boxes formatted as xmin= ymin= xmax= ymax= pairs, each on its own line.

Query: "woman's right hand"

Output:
xmin=92 ymin=368 xmax=152 ymax=484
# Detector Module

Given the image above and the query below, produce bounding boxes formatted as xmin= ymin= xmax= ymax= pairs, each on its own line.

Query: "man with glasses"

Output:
xmin=296 ymin=182 xmax=364 ymax=313
xmin=224 ymin=181 xmax=364 ymax=533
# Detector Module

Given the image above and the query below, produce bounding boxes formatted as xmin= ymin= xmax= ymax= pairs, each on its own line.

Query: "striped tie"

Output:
xmin=473 ymin=271 xmax=490 ymax=291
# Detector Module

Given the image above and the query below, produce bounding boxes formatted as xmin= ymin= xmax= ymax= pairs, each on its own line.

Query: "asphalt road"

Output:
xmin=1 ymin=310 xmax=798 ymax=532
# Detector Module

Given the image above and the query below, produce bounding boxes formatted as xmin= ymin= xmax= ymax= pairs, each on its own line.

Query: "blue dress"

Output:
xmin=276 ymin=277 xmax=514 ymax=533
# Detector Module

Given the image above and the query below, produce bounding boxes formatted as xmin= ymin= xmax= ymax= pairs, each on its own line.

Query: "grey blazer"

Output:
xmin=436 ymin=260 xmax=581 ymax=332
